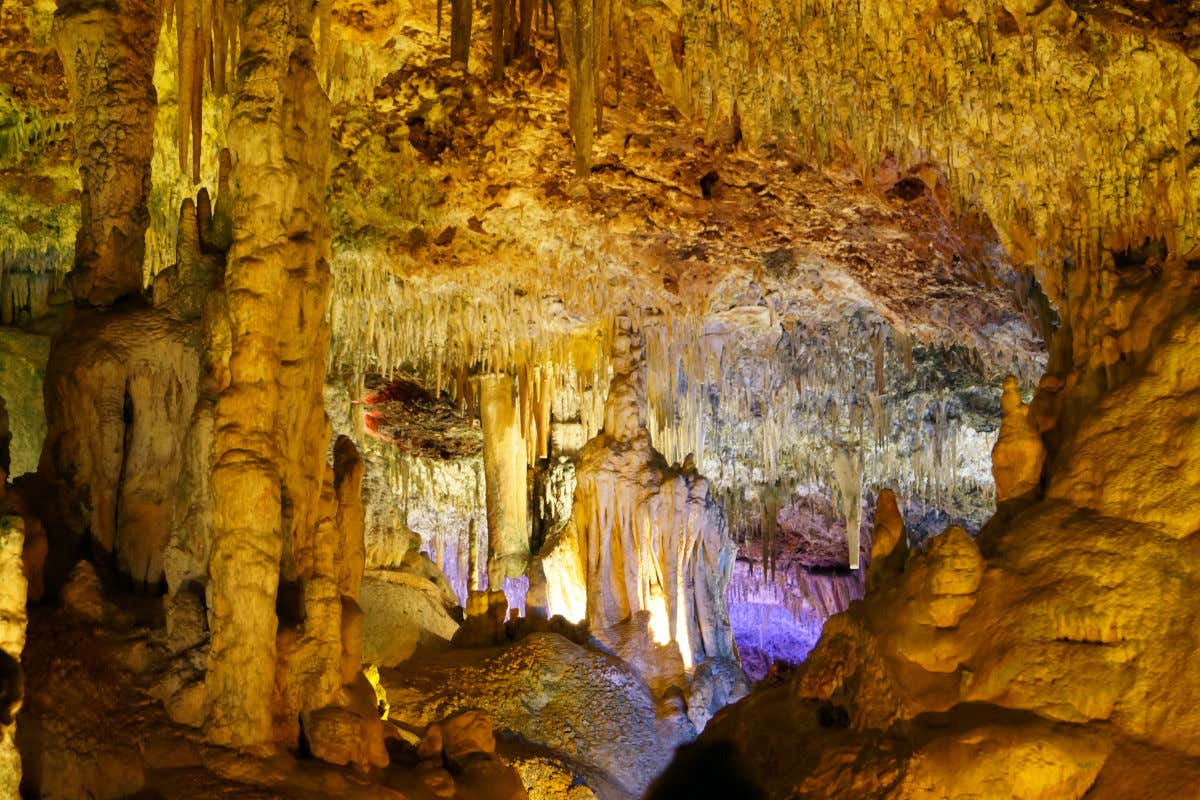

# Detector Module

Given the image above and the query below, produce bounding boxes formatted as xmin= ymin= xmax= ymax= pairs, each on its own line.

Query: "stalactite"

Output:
xmin=515 ymin=0 xmax=534 ymax=58
xmin=557 ymin=0 xmax=595 ymax=175
xmin=832 ymin=446 xmax=862 ymax=570
xmin=177 ymin=0 xmax=196 ymax=177
xmin=450 ymin=0 xmax=473 ymax=68
xmin=491 ymin=0 xmax=507 ymax=81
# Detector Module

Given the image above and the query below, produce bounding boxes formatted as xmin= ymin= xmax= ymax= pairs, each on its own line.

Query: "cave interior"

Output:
xmin=1 ymin=0 xmax=1199 ymax=797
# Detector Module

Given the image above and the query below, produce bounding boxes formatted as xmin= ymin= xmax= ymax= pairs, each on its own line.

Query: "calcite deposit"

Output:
xmin=0 ymin=0 xmax=1197 ymax=796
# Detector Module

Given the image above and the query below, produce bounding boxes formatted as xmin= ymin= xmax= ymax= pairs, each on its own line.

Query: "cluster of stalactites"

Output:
xmin=644 ymin=310 xmax=1036 ymax=581
xmin=329 ymin=250 xmax=622 ymax=393
xmin=161 ymin=0 xmax=240 ymax=182
xmin=0 ymin=250 xmax=70 ymax=326
xmin=337 ymin=289 xmax=1019 ymax=574
xmin=160 ymin=0 xmax=337 ymax=183
xmin=640 ymin=0 xmax=1200 ymax=331
xmin=648 ymin=311 xmax=1018 ymax=494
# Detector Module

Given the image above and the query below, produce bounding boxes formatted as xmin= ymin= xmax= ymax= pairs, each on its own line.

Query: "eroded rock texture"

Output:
xmin=202 ymin=0 xmax=375 ymax=755
xmin=54 ymin=0 xmax=159 ymax=307
xmin=640 ymin=0 xmax=1200 ymax=794
xmin=27 ymin=0 xmax=380 ymax=769
xmin=382 ymin=632 xmax=694 ymax=796
xmin=0 ymin=514 xmax=26 ymax=800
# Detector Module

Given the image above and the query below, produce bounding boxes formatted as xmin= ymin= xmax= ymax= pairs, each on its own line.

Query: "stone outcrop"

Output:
xmin=39 ymin=307 xmax=200 ymax=588
xmin=382 ymin=632 xmax=696 ymax=796
xmin=401 ymin=709 xmax=528 ymax=800
xmin=1045 ymin=309 xmax=1200 ymax=537
xmin=654 ymin=298 xmax=1200 ymax=795
xmin=360 ymin=562 xmax=461 ymax=668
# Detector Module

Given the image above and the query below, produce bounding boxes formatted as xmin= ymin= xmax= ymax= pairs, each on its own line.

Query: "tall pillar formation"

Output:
xmin=479 ymin=373 xmax=530 ymax=588
xmin=203 ymin=0 xmax=339 ymax=750
xmin=54 ymin=0 xmax=160 ymax=306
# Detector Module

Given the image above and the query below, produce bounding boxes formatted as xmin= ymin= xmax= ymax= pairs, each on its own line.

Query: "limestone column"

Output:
xmin=54 ymin=0 xmax=161 ymax=306
xmin=479 ymin=373 xmax=529 ymax=587
xmin=205 ymin=0 xmax=332 ymax=750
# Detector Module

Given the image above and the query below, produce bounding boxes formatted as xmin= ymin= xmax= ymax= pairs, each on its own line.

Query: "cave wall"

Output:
xmin=632 ymin=1 xmax=1200 ymax=794
xmin=26 ymin=0 xmax=383 ymax=765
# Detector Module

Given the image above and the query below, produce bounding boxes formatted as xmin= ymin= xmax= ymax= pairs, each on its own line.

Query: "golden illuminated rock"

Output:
xmin=54 ymin=0 xmax=160 ymax=306
xmin=0 ymin=514 xmax=26 ymax=800
xmin=1046 ymin=309 xmax=1200 ymax=538
xmin=866 ymin=487 xmax=906 ymax=592
xmin=992 ymin=375 xmax=1046 ymax=502
xmin=6 ymin=0 xmax=1200 ymax=794
xmin=39 ymin=309 xmax=200 ymax=587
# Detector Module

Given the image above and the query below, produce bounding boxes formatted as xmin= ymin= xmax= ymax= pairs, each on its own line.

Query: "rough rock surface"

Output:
xmin=39 ymin=307 xmax=199 ymax=588
xmin=360 ymin=565 xmax=461 ymax=667
xmin=0 ymin=514 xmax=26 ymax=800
xmin=0 ymin=328 xmax=49 ymax=477
xmin=381 ymin=632 xmax=695 ymax=796
xmin=654 ymin=303 xmax=1200 ymax=795
xmin=54 ymin=0 xmax=160 ymax=306
xmin=510 ymin=756 xmax=598 ymax=800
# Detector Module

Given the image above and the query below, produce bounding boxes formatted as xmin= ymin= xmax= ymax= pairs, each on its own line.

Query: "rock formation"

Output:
xmin=27 ymin=0 xmax=384 ymax=770
xmin=0 ymin=514 xmax=26 ymax=800
xmin=382 ymin=631 xmax=696 ymax=796
xmin=651 ymin=201 xmax=1200 ymax=800
xmin=54 ymin=0 xmax=160 ymax=307
xmin=541 ymin=318 xmax=738 ymax=673
xmin=991 ymin=375 xmax=1046 ymax=502
xmin=479 ymin=372 xmax=531 ymax=586
xmin=3 ymin=0 xmax=1199 ymax=795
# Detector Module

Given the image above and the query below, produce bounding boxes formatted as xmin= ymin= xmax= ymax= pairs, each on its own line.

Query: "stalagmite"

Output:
xmin=204 ymin=0 xmax=353 ymax=753
xmin=479 ymin=373 xmax=530 ymax=586
xmin=866 ymin=488 xmax=906 ymax=591
xmin=991 ymin=375 xmax=1046 ymax=502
